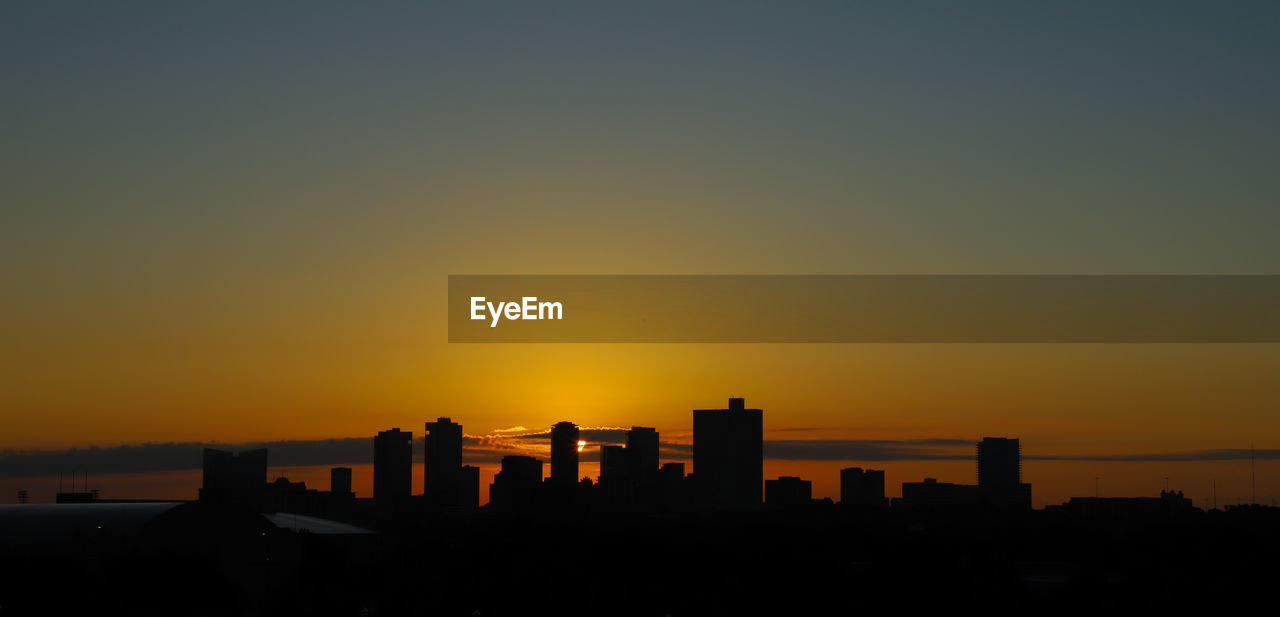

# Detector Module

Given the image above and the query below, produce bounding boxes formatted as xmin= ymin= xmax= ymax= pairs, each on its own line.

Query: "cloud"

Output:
xmin=762 ymin=439 xmax=976 ymax=461
xmin=659 ymin=442 xmax=692 ymax=459
xmin=484 ymin=427 xmax=631 ymax=443
xmin=1027 ymin=449 xmax=1280 ymax=462
xmin=0 ymin=439 xmax=373 ymax=478
xmin=765 ymin=426 xmax=898 ymax=433
xmin=457 ymin=427 xmax=637 ymax=463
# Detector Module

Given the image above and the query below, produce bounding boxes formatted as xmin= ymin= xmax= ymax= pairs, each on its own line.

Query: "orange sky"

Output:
xmin=4 ymin=306 xmax=1277 ymax=506
xmin=6 ymin=342 xmax=1276 ymax=448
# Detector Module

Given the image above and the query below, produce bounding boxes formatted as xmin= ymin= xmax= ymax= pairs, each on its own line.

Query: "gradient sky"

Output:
xmin=2 ymin=2 xmax=1278 ymax=506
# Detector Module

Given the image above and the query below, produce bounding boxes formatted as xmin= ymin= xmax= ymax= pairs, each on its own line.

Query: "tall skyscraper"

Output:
xmin=840 ymin=467 xmax=886 ymax=506
xmin=692 ymin=397 xmax=763 ymax=508
xmin=425 ymin=417 xmax=464 ymax=506
xmin=374 ymin=428 xmax=413 ymax=503
xmin=977 ymin=437 xmax=1021 ymax=489
xmin=976 ymin=437 xmax=1031 ymax=509
xmin=550 ymin=421 xmax=580 ymax=485
xmin=626 ymin=426 xmax=659 ymax=481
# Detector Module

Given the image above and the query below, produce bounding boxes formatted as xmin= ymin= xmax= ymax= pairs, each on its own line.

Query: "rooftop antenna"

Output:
xmin=1212 ymin=478 xmax=1217 ymax=510
xmin=59 ymin=471 xmax=63 ymax=493
xmin=1094 ymin=476 xmax=1099 ymax=498
xmin=1251 ymin=443 xmax=1256 ymax=505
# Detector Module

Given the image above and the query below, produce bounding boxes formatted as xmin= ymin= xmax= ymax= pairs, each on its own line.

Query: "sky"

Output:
xmin=2 ymin=2 xmax=1278 ymax=506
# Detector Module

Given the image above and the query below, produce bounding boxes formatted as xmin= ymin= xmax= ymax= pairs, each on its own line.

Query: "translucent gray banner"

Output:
xmin=448 ymin=275 xmax=1280 ymax=343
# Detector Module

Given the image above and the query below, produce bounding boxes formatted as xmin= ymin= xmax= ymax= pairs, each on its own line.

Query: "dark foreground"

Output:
xmin=2 ymin=503 xmax=1277 ymax=616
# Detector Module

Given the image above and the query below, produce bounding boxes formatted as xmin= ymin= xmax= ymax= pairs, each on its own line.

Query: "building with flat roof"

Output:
xmin=373 ymin=429 xmax=412 ymax=503
xmin=840 ymin=467 xmax=887 ymax=507
xmin=693 ymin=397 xmax=763 ymax=508
xmin=425 ymin=417 xmax=464 ymax=506
xmin=550 ymin=422 xmax=580 ymax=485
xmin=765 ymin=476 xmax=812 ymax=507
xmin=490 ymin=455 xmax=543 ymax=509
xmin=977 ymin=437 xmax=1031 ymax=509
xmin=200 ymin=448 xmax=267 ymax=510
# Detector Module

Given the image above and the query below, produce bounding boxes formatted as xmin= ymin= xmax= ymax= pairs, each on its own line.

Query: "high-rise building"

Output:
xmin=840 ymin=467 xmax=886 ymax=506
xmin=490 ymin=455 xmax=543 ymax=508
xmin=200 ymin=448 xmax=268 ymax=509
xmin=330 ymin=467 xmax=353 ymax=497
xmin=425 ymin=417 xmax=464 ymax=506
xmin=976 ymin=437 xmax=1031 ymax=509
xmin=550 ymin=421 xmax=580 ymax=485
xmin=692 ymin=397 xmax=763 ymax=508
xmin=374 ymin=428 xmax=413 ymax=503
xmin=599 ymin=445 xmax=629 ymax=483
xmin=626 ymin=426 xmax=659 ymax=481
xmin=977 ymin=437 xmax=1021 ymax=489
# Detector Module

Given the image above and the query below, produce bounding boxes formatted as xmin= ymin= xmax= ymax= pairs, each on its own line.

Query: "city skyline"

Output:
xmin=5 ymin=5 xmax=1279 ymax=501
xmin=5 ymin=395 xmax=1274 ymax=510
xmin=4 ymin=2 xmax=1278 ymax=612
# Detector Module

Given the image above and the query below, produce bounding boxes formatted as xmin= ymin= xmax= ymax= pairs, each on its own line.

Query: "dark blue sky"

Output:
xmin=5 ymin=2 xmax=1276 ymax=275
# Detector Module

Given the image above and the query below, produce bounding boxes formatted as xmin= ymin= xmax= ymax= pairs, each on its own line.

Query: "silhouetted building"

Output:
xmin=840 ymin=467 xmax=887 ymax=506
xmin=765 ymin=476 xmax=812 ymax=507
xmin=1049 ymin=490 xmax=1196 ymax=520
xmin=894 ymin=439 xmax=1032 ymax=510
xmin=656 ymin=462 xmax=689 ymax=510
xmin=693 ymin=397 xmax=763 ymax=508
xmin=490 ymin=455 xmax=543 ymax=509
xmin=265 ymin=476 xmax=324 ymax=514
xmin=627 ymin=426 xmax=660 ymax=480
xmin=460 ymin=465 xmax=480 ymax=509
xmin=977 ymin=437 xmax=1031 ymax=509
xmin=596 ymin=444 xmax=633 ymax=508
xmin=373 ymin=429 xmax=412 ymax=503
xmin=199 ymin=448 xmax=267 ymax=510
xmin=55 ymin=490 xmax=98 ymax=504
xmin=899 ymin=478 xmax=982 ymax=508
xmin=978 ymin=437 xmax=1020 ymax=489
xmin=550 ymin=422 xmax=580 ymax=485
xmin=325 ymin=466 xmax=356 ymax=519
xmin=599 ymin=445 xmax=629 ymax=483
xmin=425 ymin=417 xmax=464 ymax=506
xmin=330 ymin=467 xmax=353 ymax=497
